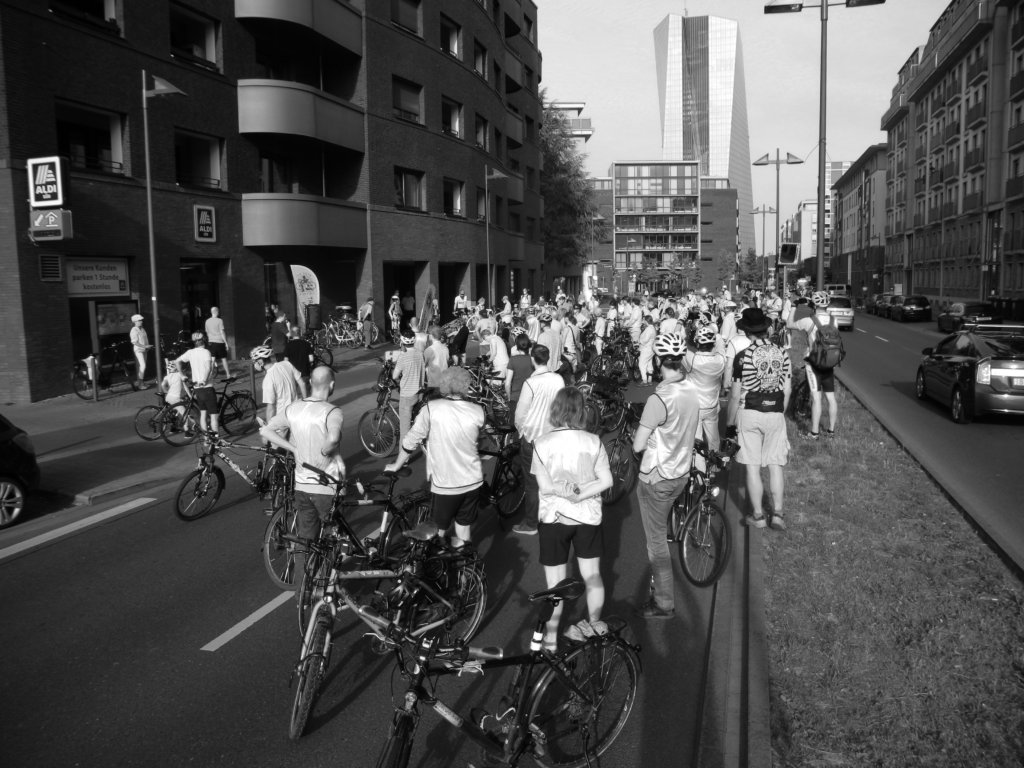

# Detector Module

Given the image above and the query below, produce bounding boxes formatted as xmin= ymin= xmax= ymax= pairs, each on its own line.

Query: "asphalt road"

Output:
xmin=837 ymin=311 xmax=1024 ymax=569
xmin=1 ymin=359 xmax=715 ymax=768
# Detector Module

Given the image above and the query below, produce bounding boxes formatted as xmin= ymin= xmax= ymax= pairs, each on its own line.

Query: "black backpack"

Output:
xmin=807 ymin=314 xmax=845 ymax=369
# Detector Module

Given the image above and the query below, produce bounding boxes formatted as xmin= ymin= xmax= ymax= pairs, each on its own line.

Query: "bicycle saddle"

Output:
xmin=402 ymin=521 xmax=439 ymax=541
xmin=529 ymin=577 xmax=585 ymax=603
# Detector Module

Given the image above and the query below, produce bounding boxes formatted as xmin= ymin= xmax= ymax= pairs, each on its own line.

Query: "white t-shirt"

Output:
xmin=262 ymin=360 xmax=302 ymax=412
xmin=532 ymin=428 xmax=609 ymax=526
xmin=205 ymin=316 xmax=226 ymax=344
xmin=177 ymin=347 xmax=214 ymax=387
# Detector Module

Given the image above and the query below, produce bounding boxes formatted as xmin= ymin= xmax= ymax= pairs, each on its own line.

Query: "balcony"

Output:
xmin=965 ymin=100 xmax=987 ymax=128
xmin=1014 ymin=16 xmax=1024 ymax=47
xmin=963 ymin=191 xmax=983 ymax=211
xmin=504 ymin=49 xmax=523 ymax=92
xmin=237 ymin=80 xmax=364 ymax=152
xmin=896 ymin=158 xmax=906 ymax=176
xmin=943 ymin=201 xmax=959 ymax=219
xmin=1009 ymin=122 xmax=1024 ymax=150
xmin=914 ymin=213 xmax=925 ymax=228
xmin=930 ymin=172 xmax=944 ymax=190
xmin=964 ymin=146 xmax=985 ymax=171
xmin=506 ymin=110 xmax=523 ymax=147
xmin=1010 ymin=71 xmax=1024 ymax=99
xmin=505 ymin=173 xmax=524 ymax=205
xmin=946 ymin=87 xmax=961 ymax=106
xmin=915 ymin=144 xmax=928 ymax=162
xmin=943 ymin=160 xmax=958 ymax=179
xmin=930 ymin=93 xmax=946 ymax=116
xmin=966 ymin=56 xmax=988 ymax=84
xmin=944 ymin=122 xmax=960 ymax=144
xmin=241 ymin=194 xmax=367 ymax=248
xmin=907 ymin=0 xmax=994 ymax=101
xmin=234 ymin=0 xmax=361 ymax=55
xmin=881 ymin=92 xmax=909 ymax=131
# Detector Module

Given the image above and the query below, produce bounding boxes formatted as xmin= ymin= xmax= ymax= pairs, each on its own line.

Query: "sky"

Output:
xmin=536 ymin=0 xmax=951 ymax=256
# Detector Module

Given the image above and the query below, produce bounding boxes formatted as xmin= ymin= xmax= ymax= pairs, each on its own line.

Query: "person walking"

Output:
xmin=505 ymin=333 xmax=534 ymax=411
xmin=448 ymin=315 xmax=469 ymax=366
xmin=204 ymin=307 xmax=232 ymax=379
xmin=512 ymin=344 xmax=565 ymax=535
xmin=129 ymin=313 xmax=153 ymax=388
xmin=392 ymin=330 xmax=425 ymax=442
xmin=786 ymin=290 xmax=839 ymax=439
xmin=388 ymin=294 xmax=402 ymax=339
xmin=637 ymin=314 xmax=657 ymax=386
xmin=531 ymin=387 xmax=613 ymax=650
xmin=726 ymin=308 xmax=791 ymax=530
xmin=423 ymin=325 xmax=450 ymax=389
xmin=401 ymin=292 xmax=416 ymax=327
xmin=631 ymin=333 xmax=701 ymax=619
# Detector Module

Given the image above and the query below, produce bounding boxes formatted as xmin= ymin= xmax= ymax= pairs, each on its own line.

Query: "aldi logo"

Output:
xmin=194 ymin=204 xmax=217 ymax=242
xmin=27 ymin=156 xmax=64 ymax=207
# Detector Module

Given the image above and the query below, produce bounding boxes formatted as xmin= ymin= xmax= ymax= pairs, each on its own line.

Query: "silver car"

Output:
xmin=827 ymin=296 xmax=854 ymax=331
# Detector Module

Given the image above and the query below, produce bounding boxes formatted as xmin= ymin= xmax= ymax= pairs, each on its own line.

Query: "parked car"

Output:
xmin=886 ymin=295 xmax=906 ymax=320
xmin=0 ymin=413 xmax=39 ymax=529
xmin=864 ymin=293 xmax=883 ymax=314
xmin=916 ymin=325 xmax=1024 ymax=423
xmin=936 ymin=302 xmax=1003 ymax=333
xmin=891 ymin=294 xmax=932 ymax=322
xmin=826 ymin=296 xmax=855 ymax=331
xmin=875 ymin=293 xmax=899 ymax=318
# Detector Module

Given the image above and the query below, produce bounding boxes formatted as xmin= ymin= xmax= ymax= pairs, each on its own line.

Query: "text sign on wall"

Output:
xmin=194 ymin=204 xmax=216 ymax=242
xmin=27 ymin=156 xmax=64 ymax=207
xmin=66 ymin=259 xmax=129 ymax=297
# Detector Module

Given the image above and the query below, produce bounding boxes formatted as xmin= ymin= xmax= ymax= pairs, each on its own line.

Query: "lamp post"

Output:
xmin=590 ymin=214 xmax=605 ymax=295
xmin=142 ymin=69 xmax=185 ymax=388
xmin=484 ymin=166 xmax=508 ymax=308
xmin=753 ymin=148 xmax=803 ymax=284
xmin=752 ymin=205 xmax=776 ymax=288
xmin=764 ymin=0 xmax=886 ymax=290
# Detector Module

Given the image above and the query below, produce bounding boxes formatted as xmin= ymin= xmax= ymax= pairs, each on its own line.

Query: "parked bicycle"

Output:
xmin=372 ymin=577 xmax=640 ymax=768
xmin=71 ymin=340 xmax=138 ymax=399
xmin=667 ymin=437 xmax=738 ymax=588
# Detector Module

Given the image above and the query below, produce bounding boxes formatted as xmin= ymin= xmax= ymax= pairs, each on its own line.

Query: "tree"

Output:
xmin=539 ymin=92 xmax=601 ymax=272
xmin=737 ymin=247 xmax=762 ymax=286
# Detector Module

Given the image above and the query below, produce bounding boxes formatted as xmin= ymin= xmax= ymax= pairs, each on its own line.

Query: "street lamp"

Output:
xmin=752 ymin=205 xmax=776 ymax=287
xmin=764 ymin=0 xmax=886 ymax=291
xmin=753 ymin=149 xmax=803 ymax=283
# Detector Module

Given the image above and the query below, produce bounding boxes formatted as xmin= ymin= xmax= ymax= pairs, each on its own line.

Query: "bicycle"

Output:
xmin=358 ymin=359 xmax=426 ymax=458
xmin=787 ymin=375 xmax=811 ymax=422
xmin=163 ymin=377 xmax=259 ymax=447
xmin=132 ymin=392 xmax=180 ymax=442
xmin=173 ymin=435 xmax=292 ymax=522
xmin=71 ymin=340 xmax=138 ymax=399
xmin=576 ymin=375 xmax=629 ymax=435
xmin=667 ymin=438 xmax=738 ymax=588
xmin=289 ymin=519 xmax=487 ymax=740
xmin=477 ymin=424 xmax=525 ymax=520
xmin=371 ymin=576 xmax=640 ymax=768
xmin=601 ymin=402 xmax=642 ymax=505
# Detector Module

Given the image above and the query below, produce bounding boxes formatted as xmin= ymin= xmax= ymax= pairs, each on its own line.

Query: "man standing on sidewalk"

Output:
xmin=204 ymin=307 xmax=232 ymax=380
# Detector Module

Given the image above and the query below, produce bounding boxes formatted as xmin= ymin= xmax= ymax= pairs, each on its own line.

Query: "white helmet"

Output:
xmin=694 ymin=325 xmax=718 ymax=346
xmin=249 ymin=345 xmax=272 ymax=371
xmin=653 ymin=333 xmax=685 ymax=358
xmin=812 ymin=290 xmax=830 ymax=308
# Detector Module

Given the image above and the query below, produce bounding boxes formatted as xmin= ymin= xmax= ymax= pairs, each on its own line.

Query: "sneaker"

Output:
xmin=743 ymin=514 xmax=767 ymax=529
xmin=801 ymin=431 xmax=819 ymax=440
xmin=825 ymin=429 xmax=835 ymax=439
xmin=563 ymin=619 xmax=608 ymax=642
xmin=770 ymin=515 xmax=787 ymax=531
xmin=635 ymin=599 xmax=674 ymax=620
xmin=512 ymin=524 xmax=538 ymax=535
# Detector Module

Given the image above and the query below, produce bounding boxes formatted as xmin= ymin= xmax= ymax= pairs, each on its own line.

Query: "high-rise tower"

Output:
xmin=654 ymin=14 xmax=755 ymax=261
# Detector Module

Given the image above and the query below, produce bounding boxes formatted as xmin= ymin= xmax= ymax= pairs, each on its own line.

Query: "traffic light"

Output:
xmin=778 ymin=242 xmax=800 ymax=265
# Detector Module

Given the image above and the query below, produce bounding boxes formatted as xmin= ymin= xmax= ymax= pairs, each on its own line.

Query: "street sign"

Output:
xmin=29 ymin=209 xmax=73 ymax=241
xmin=27 ymin=156 xmax=65 ymax=207
xmin=194 ymin=204 xmax=216 ymax=242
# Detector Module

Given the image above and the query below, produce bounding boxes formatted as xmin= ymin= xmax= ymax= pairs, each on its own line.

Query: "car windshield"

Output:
xmin=906 ymin=296 xmax=929 ymax=306
xmin=965 ymin=303 xmax=997 ymax=314
xmin=828 ymin=298 xmax=852 ymax=308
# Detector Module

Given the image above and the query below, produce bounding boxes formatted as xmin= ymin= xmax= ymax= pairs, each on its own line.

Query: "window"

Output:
xmin=443 ymin=178 xmax=464 ymax=216
xmin=494 ymin=128 xmax=503 ymax=161
xmin=475 ymin=115 xmax=489 ymax=149
xmin=440 ymin=15 xmax=461 ymax=57
xmin=474 ymin=42 xmax=488 ymax=79
xmin=395 ymin=167 xmax=424 ymax=209
xmin=49 ymin=0 xmax=119 ymax=31
xmin=259 ymin=153 xmax=296 ymax=193
xmin=175 ymin=130 xmax=222 ymax=189
xmin=523 ymin=15 xmax=535 ymax=43
xmin=477 ymin=187 xmax=487 ymax=219
xmin=442 ymin=98 xmax=462 ymax=138
xmin=391 ymin=0 xmax=420 ymax=34
xmin=170 ymin=3 xmax=217 ymax=67
xmin=393 ymin=77 xmax=422 ymax=123
xmin=492 ymin=60 xmax=503 ymax=92
xmin=56 ymin=102 xmax=124 ymax=174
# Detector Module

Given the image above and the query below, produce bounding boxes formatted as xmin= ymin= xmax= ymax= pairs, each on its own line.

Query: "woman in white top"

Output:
xmin=531 ymin=388 xmax=613 ymax=650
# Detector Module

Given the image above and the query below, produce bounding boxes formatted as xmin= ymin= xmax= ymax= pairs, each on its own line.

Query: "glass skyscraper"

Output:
xmin=654 ymin=14 xmax=755 ymax=261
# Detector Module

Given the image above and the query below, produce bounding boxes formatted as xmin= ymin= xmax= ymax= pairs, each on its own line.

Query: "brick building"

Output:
xmin=0 ymin=0 xmax=544 ymax=402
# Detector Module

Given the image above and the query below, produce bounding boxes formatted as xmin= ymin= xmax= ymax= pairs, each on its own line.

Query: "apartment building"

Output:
xmin=832 ymin=144 xmax=888 ymax=298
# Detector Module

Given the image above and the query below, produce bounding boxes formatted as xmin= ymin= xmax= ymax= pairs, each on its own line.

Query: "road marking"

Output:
xmin=0 ymin=497 xmax=155 ymax=563
xmin=201 ymin=591 xmax=293 ymax=652
xmin=875 ymin=336 xmax=889 ymax=342
xmin=856 ymin=328 xmax=867 ymax=333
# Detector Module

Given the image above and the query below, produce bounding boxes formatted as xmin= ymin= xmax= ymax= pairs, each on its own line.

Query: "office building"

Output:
xmin=0 ymin=0 xmax=544 ymax=402
xmin=653 ymin=13 xmax=753 ymax=262
xmin=832 ymin=144 xmax=888 ymax=298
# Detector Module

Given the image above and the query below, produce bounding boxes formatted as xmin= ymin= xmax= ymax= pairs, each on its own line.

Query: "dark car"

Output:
xmin=875 ymin=293 xmax=898 ymax=318
xmin=0 ymin=413 xmax=39 ymax=528
xmin=936 ymin=302 xmax=1003 ymax=333
xmin=916 ymin=325 xmax=1024 ymax=423
xmin=891 ymin=294 xmax=932 ymax=322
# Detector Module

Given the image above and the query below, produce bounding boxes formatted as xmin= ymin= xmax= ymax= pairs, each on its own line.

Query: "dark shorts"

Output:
xmin=208 ymin=342 xmax=227 ymax=360
xmin=539 ymin=522 xmax=603 ymax=566
xmin=806 ymin=364 xmax=836 ymax=393
xmin=432 ymin=489 xmax=480 ymax=529
xmin=194 ymin=386 xmax=218 ymax=413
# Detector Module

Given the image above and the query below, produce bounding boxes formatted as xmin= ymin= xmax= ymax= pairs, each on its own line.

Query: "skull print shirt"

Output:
xmin=732 ymin=338 xmax=791 ymax=413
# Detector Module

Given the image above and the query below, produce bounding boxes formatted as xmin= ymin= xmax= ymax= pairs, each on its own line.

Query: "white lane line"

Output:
xmin=875 ymin=336 xmax=889 ymax=342
xmin=201 ymin=591 xmax=294 ymax=652
xmin=0 ymin=497 xmax=155 ymax=563
xmin=856 ymin=328 xmax=867 ymax=333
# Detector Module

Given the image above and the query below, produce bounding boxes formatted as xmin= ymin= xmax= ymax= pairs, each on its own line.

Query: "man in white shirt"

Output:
xmin=175 ymin=332 xmax=219 ymax=434
xmin=262 ymin=355 xmax=305 ymax=421
xmin=454 ymin=290 xmax=470 ymax=314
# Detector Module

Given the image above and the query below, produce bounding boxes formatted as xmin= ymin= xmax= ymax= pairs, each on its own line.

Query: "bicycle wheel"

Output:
xmin=313 ymin=327 xmax=331 ymax=349
xmin=371 ymin=323 xmax=381 ymax=344
xmin=163 ymin=405 xmax=201 ymax=447
xmin=263 ymin=506 xmax=299 ymax=589
xmin=71 ymin=361 xmax=96 ymax=400
xmin=528 ymin=639 xmax=639 ymax=767
xmin=599 ymin=400 xmax=627 ymax=435
xmin=297 ymin=547 xmax=335 ymax=635
xmin=133 ymin=405 xmax=164 ymax=441
xmin=173 ymin=466 xmax=225 ymax=521
xmin=112 ymin=362 xmax=139 ymax=393
xmin=440 ymin=562 xmax=487 ymax=648
xmin=314 ymin=346 xmax=334 ymax=368
xmin=679 ymin=501 xmax=731 ymax=588
xmin=492 ymin=455 xmax=525 ymax=519
xmin=289 ymin=608 xmax=332 ymax=740
xmin=221 ymin=393 xmax=258 ymax=435
xmin=344 ymin=330 xmax=362 ymax=349
xmin=359 ymin=408 xmax=400 ymax=458
xmin=375 ymin=710 xmax=418 ymax=768
xmin=602 ymin=441 xmax=638 ymax=505
xmin=588 ymin=355 xmax=611 ymax=378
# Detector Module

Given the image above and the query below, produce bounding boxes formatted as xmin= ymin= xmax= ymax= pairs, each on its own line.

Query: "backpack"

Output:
xmin=807 ymin=314 xmax=845 ymax=369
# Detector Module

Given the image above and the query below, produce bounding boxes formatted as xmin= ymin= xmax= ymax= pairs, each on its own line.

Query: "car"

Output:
xmin=891 ymin=294 xmax=932 ymax=322
xmin=916 ymin=325 xmax=1024 ymax=423
xmin=0 ymin=413 xmax=40 ymax=528
xmin=875 ymin=293 xmax=899 ymax=318
xmin=935 ymin=302 xmax=1002 ymax=333
xmin=826 ymin=296 xmax=855 ymax=331
xmin=887 ymin=295 xmax=906 ymax=320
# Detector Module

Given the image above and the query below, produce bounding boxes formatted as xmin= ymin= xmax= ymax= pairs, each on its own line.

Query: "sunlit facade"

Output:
xmin=653 ymin=14 xmax=754 ymax=260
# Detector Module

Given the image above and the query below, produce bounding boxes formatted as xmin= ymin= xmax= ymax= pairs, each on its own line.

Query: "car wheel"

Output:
xmin=950 ymin=387 xmax=972 ymax=424
xmin=915 ymin=369 xmax=927 ymax=400
xmin=0 ymin=477 xmax=26 ymax=528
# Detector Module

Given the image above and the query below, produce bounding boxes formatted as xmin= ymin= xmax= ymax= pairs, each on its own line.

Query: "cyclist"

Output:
xmin=453 ymin=290 xmax=470 ymax=316
xmin=786 ymin=290 xmax=837 ymax=439
xmin=258 ymin=344 xmax=305 ymax=420
xmin=175 ymin=332 xmax=220 ymax=435
xmin=159 ymin=358 xmax=188 ymax=420
xmin=392 ymin=331 xmax=425 ymax=442
xmin=631 ymin=333 xmax=701 ymax=620
xmin=684 ymin=324 xmax=727 ymax=452
xmin=260 ymin=366 xmax=344 ymax=544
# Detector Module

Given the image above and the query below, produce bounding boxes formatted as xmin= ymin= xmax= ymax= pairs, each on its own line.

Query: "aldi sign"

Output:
xmin=194 ymin=204 xmax=216 ymax=242
xmin=27 ymin=156 xmax=64 ymax=207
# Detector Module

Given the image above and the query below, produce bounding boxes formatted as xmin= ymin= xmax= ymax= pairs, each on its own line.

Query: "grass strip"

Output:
xmin=763 ymin=385 xmax=1024 ymax=766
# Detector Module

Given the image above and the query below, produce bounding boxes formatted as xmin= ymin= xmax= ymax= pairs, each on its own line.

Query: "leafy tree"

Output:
xmin=737 ymin=247 xmax=762 ymax=285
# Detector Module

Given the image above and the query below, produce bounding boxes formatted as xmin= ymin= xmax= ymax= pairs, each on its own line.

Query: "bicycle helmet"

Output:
xmin=165 ymin=358 xmax=178 ymax=373
xmin=538 ymin=312 xmax=553 ymax=323
xmin=511 ymin=326 xmax=528 ymax=338
xmin=400 ymin=331 xmax=416 ymax=346
xmin=249 ymin=345 xmax=272 ymax=371
xmin=696 ymin=311 xmax=715 ymax=327
xmin=653 ymin=333 xmax=685 ymax=358
xmin=812 ymin=290 xmax=831 ymax=308
xmin=694 ymin=325 xmax=718 ymax=346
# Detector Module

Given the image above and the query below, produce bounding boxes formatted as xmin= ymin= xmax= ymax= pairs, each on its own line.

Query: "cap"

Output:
xmin=131 ymin=314 xmax=144 ymax=322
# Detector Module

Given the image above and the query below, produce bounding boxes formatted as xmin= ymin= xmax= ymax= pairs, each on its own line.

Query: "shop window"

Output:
xmin=395 ymin=167 xmax=424 ymax=210
xmin=56 ymin=101 xmax=125 ymax=174
xmin=393 ymin=77 xmax=422 ymax=123
xmin=170 ymin=3 xmax=218 ymax=69
xmin=442 ymin=98 xmax=462 ymax=138
xmin=443 ymin=178 xmax=464 ymax=217
xmin=175 ymin=130 xmax=222 ymax=189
